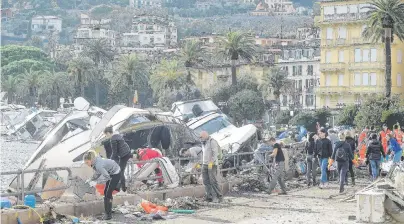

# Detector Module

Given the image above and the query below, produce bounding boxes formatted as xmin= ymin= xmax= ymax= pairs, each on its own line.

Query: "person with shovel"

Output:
xmin=84 ymin=150 xmax=120 ymax=220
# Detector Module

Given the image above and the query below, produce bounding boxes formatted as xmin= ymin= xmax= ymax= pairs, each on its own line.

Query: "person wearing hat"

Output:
xmin=379 ymin=124 xmax=391 ymax=159
xmin=317 ymin=128 xmax=333 ymax=189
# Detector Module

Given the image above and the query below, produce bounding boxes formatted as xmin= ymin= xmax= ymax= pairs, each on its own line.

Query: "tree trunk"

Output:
xmin=80 ymin=84 xmax=85 ymax=98
xmin=231 ymin=60 xmax=237 ymax=86
xmin=385 ymin=29 xmax=392 ymax=101
xmin=186 ymin=68 xmax=192 ymax=93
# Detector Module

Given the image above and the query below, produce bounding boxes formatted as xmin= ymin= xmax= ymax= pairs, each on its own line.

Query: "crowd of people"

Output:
xmin=305 ymin=123 xmax=404 ymax=194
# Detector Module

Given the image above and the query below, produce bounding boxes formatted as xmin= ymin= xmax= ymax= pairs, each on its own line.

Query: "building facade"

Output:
xmin=31 ymin=16 xmax=62 ymax=34
xmin=121 ymin=15 xmax=177 ymax=48
xmin=74 ymin=14 xmax=116 ymax=46
xmin=316 ymin=0 xmax=404 ymax=108
xmin=129 ymin=0 xmax=163 ymax=8
xmin=278 ymin=46 xmax=320 ymax=110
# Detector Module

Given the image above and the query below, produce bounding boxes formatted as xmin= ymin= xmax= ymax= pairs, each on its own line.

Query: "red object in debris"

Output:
xmin=95 ymin=184 xmax=118 ymax=196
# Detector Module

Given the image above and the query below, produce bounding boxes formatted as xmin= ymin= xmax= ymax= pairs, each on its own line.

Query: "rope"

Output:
xmin=12 ymin=205 xmax=44 ymax=224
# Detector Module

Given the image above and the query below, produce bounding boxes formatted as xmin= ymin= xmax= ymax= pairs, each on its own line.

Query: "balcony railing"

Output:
xmin=348 ymin=62 xmax=385 ymax=70
xmin=320 ymin=63 xmax=345 ymax=72
xmin=323 ymin=13 xmax=368 ymax=23
xmin=347 ymin=86 xmax=384 ymax=94
xmin=315 ymin=86 xmax=348 ymax=94
xmin=351 ymin=38 xmax=373 ymax=45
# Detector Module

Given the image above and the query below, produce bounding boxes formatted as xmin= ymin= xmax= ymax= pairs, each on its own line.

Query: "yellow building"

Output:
xmin=316 ymin=0 xmax=404 ymax=108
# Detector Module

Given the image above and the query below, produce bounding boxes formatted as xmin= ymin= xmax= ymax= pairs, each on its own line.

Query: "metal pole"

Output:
xmin=21 ymin=169 xmax=25 ymax=202
xmin=16 ymin=173 xmax=20 ymax=205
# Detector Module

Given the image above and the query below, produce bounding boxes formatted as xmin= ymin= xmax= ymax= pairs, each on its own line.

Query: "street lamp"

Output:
xmin=382 ymin=14 xmax=394 ymax=99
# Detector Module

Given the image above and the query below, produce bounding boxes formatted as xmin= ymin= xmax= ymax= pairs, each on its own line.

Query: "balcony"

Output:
xmin=348 ymin=62 xmax=385 ymax=71
xmin=322 ymin=13 xmax=368 ymax=24
xmin=320 ymin=63 xmax=345 ymax=72
xmin=347 ymin=86 xmax=384 ymax=94
xmin=315 ymin=86 xmax=348 ymax=94
xmin=351 ymin=38 xmax=374 ymax=45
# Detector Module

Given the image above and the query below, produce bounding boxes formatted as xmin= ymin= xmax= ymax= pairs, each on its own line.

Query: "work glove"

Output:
xmin=208 ymin=162 xmax=213 ymax=169
xmin=194 ymin=163 xmax=201 ymax=169
xmin=89 ymin=181 xmax=97 ymax=187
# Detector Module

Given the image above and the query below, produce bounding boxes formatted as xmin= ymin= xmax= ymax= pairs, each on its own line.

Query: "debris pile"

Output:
xmin=154 ymin=197 xmax=200 ymax=210
xmin=232 ymin=174 xmax=268 ymax=192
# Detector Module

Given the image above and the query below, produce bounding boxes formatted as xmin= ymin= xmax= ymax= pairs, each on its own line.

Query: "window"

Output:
xmin=326 ymin=28 xmax=333 ymax=40
xmin=370 ymin=73 xmax=376 ymax=86
xmin=283 ymin=50 xmax=289 ymax=59
xmin=326 ymin=75 xmax=331 ymax=86
xmin=292 ymin=66 xmax=296 ymax=76
xmin=336 ymin=5 xmax=348 ymax=14
xmin=398 ymin=73 xmax=402 ymax=87
xmin=338 ymin=74 xmax=344 ymax=86
xmin=305 ymin=95 xmax=314 ymax=106
xmin=325 ymin=96 xmax=331 ymax=107
xmin=296 ymin=49 xmax=302 ymax=59
xmin=362 ymin=73 xmax=369 ymax=85
xmin=338 ymin=27 xmax=347 ymax=39
xmin=326 ymin=51 xmax=332 ymax=63
xmin=355 ymin=49 xmax=362 ymax=62
xmin=193 ymin=116 xmax=232 ymax=136
xmin=398 ymin=50 xmax=402 ymax=63
xmin=349 ymin=4 xmax=358 ymax=13
xmin=298 ymin=65 xmax=303 ymax=76
xmin=324 ymin=6 xmax=335 ymax=15
xmin=371 ymin=48 xmax=377 ymax=62
xmin=338 ymin=50 xmax=344 ymax=62
xmin=307 ymin=65 xmax=313 ymax=76
xmin=363 ymin=49 xmax=370 ymax=62
xmin=354 ymin=73 xmax=361 ymax=85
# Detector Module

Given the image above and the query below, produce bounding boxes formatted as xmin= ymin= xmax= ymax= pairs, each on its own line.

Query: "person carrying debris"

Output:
xmin=103 ymin=126 xmax=132 ymax=192
xmin=328 ymin=132 xmax=356 ymax=194
xmin=344 ymin=130 xmax=357 ymax=186
xmin=84 ymin=150 xmax=120 ymax=220
xmin=134 ymin=147 xmax=164 ymax=186
xmin=200 ymin=131 xmax=223 ymax=203
xmin=366 ymin=133 xmax=386 ymax=180
xmin=305 ymin=132 xmax=318 ymax=187
xmin=266 ymin=137 xmax=287 ymax=195
xmin=387 ymin=133 xmax=403 ymax=163
xmin=317 ymin=128 xmax=333 ymax=189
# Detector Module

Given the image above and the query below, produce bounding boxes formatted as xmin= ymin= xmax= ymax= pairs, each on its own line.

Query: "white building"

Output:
xmin=31 ymin=16 xmax=62 ymax=34
xmin=277 ymin=46 xmax=321 ymax=110
xmin=129 ymin=0 xmax=163 ymax=8
xmin=121 ymin=15 xmax=177 ymax=48
xmin=74 ymin=14 xmax=117 ymax=46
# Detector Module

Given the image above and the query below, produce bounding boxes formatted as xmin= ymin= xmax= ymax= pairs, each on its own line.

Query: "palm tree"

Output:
xmin=150 ymin=60 xmax=187 ymax=101
xmin=40 ymin=70 xmax=74 ymax=109
xmin=260 ymin=67 xmax=289 ymax=107
xmin=83 ymin=39 xmax=114 ymax=105
xmin=217 ymin=31 xmax=257 ymax=85
xmin=1 ymin=75 xmax=19 ymax=104
xmin=18 ymin=67 xmax=44 ymax=106
xmin=180 ymin=40 xmax=206 ymax=87
xmin=68 ymin=57 xmax=95 ymax=98
xmin=111 ymin=54 xmax=149 ymax=106
xmin=363 ymin=0 xmax=404 ymax=98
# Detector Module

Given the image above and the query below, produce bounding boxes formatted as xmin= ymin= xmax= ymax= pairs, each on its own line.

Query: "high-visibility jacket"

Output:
xmin=137 ymin=148 xmax=163 ymax=168
xmin=358 ymin=131 xmax=368 ymax=160
xmin=379 ymin=129 xmax=391 ymax=153
xmin=393 ymin=129 xmax=403 ymax=144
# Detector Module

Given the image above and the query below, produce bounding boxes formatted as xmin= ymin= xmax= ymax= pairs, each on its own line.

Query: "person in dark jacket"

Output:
xmin=344 ymin=130 xmax=356 ymax=186
xmin=317 ymin=128 xmax=333 ymax=189
xmin=328 ymin=132 xmax=355 ymax=193
xmin=305 ymin=132 xmax=318 ymax=186
xmin=84 ymin=150 xmax=120 ymax=220
xmin=366 ymin=133 xmax=385 ymax=180
xmin=103 ymin=126 xmax=132 ymax=192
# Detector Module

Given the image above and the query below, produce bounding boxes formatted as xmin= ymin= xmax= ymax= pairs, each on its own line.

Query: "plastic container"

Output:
xmin=24 ymin=195 xmax=36 ymax=208
xmin=0 ymin=197 xmax=11 ymax=209
xmin=95 ymin=184 xmax=118 ymax=196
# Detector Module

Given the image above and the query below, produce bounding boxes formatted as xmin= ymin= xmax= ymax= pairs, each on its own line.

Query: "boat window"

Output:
xmin=193 ymin=116 xmax=232 ymax=136
xmin=25 ymin=121 xmax=37 ymax=136
xmin=119 ymin=115 xmax=152 ymax=130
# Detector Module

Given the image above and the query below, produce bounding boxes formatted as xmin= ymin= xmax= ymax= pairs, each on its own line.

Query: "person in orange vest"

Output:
xmin=379 ymin=124 xmax=391 ymax=158
xmin=393 ymin=124 xmax=403 ymax=145
xmin=134 ymin=148 xmax=164 ymax=186
xmin=358 ymin=126 xmax=369 ymax=161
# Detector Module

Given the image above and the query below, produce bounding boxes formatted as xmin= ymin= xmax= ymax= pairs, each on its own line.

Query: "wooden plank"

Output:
xmin=40 ymin=176 xmax=66 ymax=200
